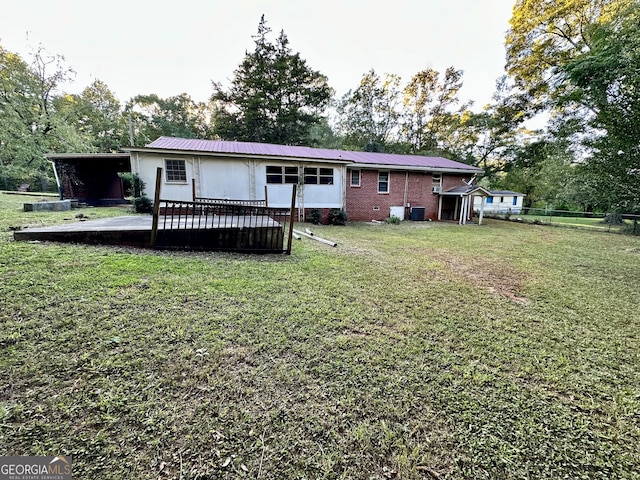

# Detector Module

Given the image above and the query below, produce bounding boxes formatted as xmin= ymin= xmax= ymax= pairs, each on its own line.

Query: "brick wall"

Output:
xmin=346 ymin=168 xmax=472 ymax=221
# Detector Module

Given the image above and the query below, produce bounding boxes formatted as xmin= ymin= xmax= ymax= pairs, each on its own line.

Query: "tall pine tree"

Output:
xmin=211 ymin=16 xmax=333 ymax=145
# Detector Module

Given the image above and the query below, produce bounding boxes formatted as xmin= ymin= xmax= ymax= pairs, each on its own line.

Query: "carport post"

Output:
xmin=150 ymin=167 xmax=162 ymax=248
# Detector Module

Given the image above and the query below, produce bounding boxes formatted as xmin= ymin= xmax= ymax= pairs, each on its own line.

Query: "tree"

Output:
xmin=335 ymin=69 xmax=402 ymax=152
xmin=563 ymin=1 xmax=640 ymax=212
xmin=505 ymin=0 xmax=631 ymax=108
xmin=212 ymin=16 xmax=333 ymax=145
xmin=402 ymin=67 xmax=472 ymax=156
xmin=125 ymin=93 xmax=213 ymax=146
xmin=55 ymin=80 xmax=128 ymax=152
xmin=465 ymin=77 xmax=534 ymax=180
xmin=0 ymin=44 xmax=90 ymax=190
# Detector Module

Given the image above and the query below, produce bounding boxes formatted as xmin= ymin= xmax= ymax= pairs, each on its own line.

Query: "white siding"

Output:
xmin=199 ymin=159 xmax=251 ymax=199
xmin=474 ymin=195 xmax=525 ymax=214
xmin=132 ymin=151 xmax=345 ymax=209
xmin=255 ymin=161 xmax=344 ymax=208
xmin=132 ymin=152 xmax=195 ymax=202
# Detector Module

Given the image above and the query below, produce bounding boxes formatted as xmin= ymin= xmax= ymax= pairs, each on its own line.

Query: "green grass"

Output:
xmin=1 ymin=193 xmax=639 ymax=479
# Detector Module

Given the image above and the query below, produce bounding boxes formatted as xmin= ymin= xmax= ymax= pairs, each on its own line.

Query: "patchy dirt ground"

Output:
xmin=428 ymin=249 xmax=531 ymax=304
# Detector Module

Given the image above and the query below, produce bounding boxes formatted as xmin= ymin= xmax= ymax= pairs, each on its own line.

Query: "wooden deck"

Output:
xmin=13 ymin=214 xmax=287 ymax=253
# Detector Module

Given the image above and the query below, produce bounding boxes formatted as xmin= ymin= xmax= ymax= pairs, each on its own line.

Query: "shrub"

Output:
xmin=120 ymin=173 xmax=145 ymax=197
xmin=386 ymin=216 xmax=401 ymax=224
xmin=329 ymin=208 xmax=348 ymax=225
xmin=307 ymin=208 xmax=321 ymax=225
xmin=133 ymin=196 xmax=152 ymax=214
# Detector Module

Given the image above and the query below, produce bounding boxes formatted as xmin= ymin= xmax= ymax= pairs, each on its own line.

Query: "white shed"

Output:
xmin=126 ymin=137 xmax=349 ymax=211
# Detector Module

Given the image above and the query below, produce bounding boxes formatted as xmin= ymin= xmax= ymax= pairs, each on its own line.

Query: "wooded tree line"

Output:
xmin=1 ymin=3 xmax=638 ymax=213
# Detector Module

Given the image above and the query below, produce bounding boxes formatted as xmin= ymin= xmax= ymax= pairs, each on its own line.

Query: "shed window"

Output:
xmin=304 ymin=167 xmax=333 ymax=185
xmin=266 ymin=166 xmax=299 ymax=184
xmin=378 ymin=171 xmax=389 ymax=193
xmin=350 ymin=169 xmax=361 ymax=187
xmin=513 ymin=196 xmax=518 ymax=205
xmin=486 ymin=196 xmax=493 ymax=204
xmin=165 ymin=159 xmax=187 ymax=182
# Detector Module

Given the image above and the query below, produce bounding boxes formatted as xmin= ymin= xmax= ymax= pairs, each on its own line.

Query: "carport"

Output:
xmin=47 ymin=153 xmax=131 ymax=206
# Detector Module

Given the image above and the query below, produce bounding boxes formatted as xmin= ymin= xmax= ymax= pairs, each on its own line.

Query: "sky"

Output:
xmin=1 ymin=0 xmax=516 ymax=111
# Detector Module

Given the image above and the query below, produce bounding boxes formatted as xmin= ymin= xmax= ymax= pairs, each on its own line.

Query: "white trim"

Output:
xmin=350 ymin=169 xmax=361 ymax=187
xmin=378 ymin=171 xmax=390 ymax=194
xmin=164 ymin=158 xmax=187 ymax=183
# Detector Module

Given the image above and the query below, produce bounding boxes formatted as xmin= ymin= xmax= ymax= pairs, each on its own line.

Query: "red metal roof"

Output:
xmin=145 ymin=137 xmax=481 ymax=171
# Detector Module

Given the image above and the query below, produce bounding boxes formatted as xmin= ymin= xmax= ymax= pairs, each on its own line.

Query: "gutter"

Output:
xmin=355 ymin=164 xmax=483 ymax=174
xmin=122 ymin=147 xmax=353 ymax=166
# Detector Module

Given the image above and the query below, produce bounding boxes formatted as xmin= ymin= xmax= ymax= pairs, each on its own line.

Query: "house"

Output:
xmin=344 ymin=154 xmax=484 ymax=223
xmin=125 ymin=137 xmax=485 ymax=223
xmin=473 ymin=190 xmax=526 ymax=215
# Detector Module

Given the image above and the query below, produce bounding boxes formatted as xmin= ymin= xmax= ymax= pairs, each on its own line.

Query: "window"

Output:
xmin=432 ymin=173 xmax=442 ymax=188
xmin=431 ymin=173 xmax=442 ymax=193
xmin=350 ymin=169 xmax=361 ymax=187
xmin=378 ymin=171 xmax=389 ymax=193
xmin=512 ymin=196 xmax=518 ymax=205
xmin=486 ymin=196 xmax=494 ymax=204
xmin=304 ymin=167 xmax=333 ymax=185
xmin=266 ymin=166 xmax=299 ymax=184
xmin=500 ymin=196 xmax=505 ymax=203
xmin=165 ymin=159 xmax=186 ymax=182
xmin=285 ymin=166 xmax=299 ymax=184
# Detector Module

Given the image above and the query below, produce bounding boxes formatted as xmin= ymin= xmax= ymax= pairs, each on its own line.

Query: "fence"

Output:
xmin=480 ymin=207 xmax=640 ymax=234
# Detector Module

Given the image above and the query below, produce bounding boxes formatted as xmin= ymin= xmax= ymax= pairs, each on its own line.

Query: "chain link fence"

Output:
xmin=480 ymin=207 xmax=640 ymax=235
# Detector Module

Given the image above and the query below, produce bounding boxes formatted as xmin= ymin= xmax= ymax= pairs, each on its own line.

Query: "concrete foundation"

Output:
xmin=24 ymin=200 xmax=72 ymax=212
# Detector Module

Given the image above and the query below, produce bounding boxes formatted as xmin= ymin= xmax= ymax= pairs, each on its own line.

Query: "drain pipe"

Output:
xmin=48 ymin=160 xmax=62 ymax=199
xmin=403 ymin=171 xmax=409 ymax=214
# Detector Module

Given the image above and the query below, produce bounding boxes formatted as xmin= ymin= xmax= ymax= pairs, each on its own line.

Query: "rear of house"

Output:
xmin=126 ymin=137 xmax=483 ymax=223
xmin=345 ymin=153 xmax=482 ymax=222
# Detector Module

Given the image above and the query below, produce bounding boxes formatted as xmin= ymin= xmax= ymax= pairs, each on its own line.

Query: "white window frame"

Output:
xmin=350 ymin=169 xmax=361 ymax=187
xmin=378 ymin=171 xmax=390 ymax=193
xmin=303 ymin=167 xmax=334 ymax=185
xmin=165 ymin=159 xmax=187 ymax=183
xmin=432 ymin=173 xmax=442 ymax=188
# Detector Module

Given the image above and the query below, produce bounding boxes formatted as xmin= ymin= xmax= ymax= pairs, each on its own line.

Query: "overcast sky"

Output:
xmin=1 ymin=0 xmax=515 ymax=110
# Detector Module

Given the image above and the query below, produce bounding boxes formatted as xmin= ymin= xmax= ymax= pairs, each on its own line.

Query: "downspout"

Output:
xmin=48 ymin=160 xmax=62 ymax=199
xmin=403 ymin=171 xmax=409 ymax=219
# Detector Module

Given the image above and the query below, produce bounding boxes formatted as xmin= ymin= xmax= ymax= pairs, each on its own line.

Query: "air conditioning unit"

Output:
xmin=431 ymin=186 xmax=441 ymax=193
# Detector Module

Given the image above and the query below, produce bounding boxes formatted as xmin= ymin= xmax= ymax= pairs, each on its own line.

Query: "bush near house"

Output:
xmin=328 ymin=208 xmax=348 ymax=225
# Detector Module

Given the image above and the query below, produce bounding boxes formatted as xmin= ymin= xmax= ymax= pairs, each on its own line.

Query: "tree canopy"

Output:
xmin=211 ymin=16 xmax=333 ymax=146
xmin=563 ymin=1 xmax=640 ymax=211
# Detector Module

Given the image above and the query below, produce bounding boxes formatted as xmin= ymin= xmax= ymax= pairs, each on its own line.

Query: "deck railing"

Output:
xmin=151 ymin=168 xmax=296 ymax=253
xmin=194 ymin=197 xmax=267 ymax=207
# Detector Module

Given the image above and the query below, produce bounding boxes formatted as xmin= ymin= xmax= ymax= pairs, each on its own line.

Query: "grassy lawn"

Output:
xmin=1 ymin=193 xmax=639 ymax=479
